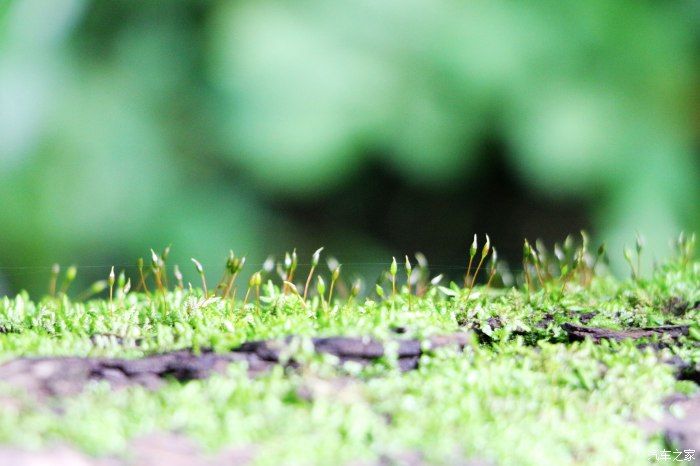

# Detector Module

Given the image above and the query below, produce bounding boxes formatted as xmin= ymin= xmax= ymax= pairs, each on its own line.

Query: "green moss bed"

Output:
xmin=0 ymin=239 xmax=698 ymax=465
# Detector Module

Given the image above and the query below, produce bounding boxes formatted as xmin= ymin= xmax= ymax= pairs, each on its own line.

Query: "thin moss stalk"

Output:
xmin=191 ymin=258 xmax=207 ymax=297
xmin=49 ymin=263 xmax=60 ymax=297
xmin=486 ymin=247 xmax=498 ymax=289
xmin=108 ymin=266 xmax=115 ymax=304
xmin=328 ymin=264 xmax=341 ymax=305
xmin=390 ymin=257 xmax=398 ymax=298
xmin=303 ymin=247 xmax=323 ymax=302
xmin=60 ymin=265 xmax=77 ymax=296
xmin=464 ymin=234 xmax=477 ymax=287
xmin=173 ymin=265 xmax=184 ymax=290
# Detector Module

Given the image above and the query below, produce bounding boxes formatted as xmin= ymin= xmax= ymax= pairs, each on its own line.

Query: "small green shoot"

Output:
xmin=191 ymin=258 xmax=207 ymax=296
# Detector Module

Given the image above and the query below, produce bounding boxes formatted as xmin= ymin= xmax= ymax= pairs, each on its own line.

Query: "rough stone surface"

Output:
xmin=0 ymin=333 xmax=471 ymax=398
xmin=562 ymin=323 xmax=689 ymax=342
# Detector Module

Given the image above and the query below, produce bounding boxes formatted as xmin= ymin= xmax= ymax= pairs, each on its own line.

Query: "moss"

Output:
xmin=0 ymin=245 xmax=697 ymax=465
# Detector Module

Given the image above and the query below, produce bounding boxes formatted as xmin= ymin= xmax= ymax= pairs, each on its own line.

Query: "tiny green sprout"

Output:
xmin=92 ymin=280 xmax=107 ymax=293
xmin=123 ymin=278 xmax=131 ymax=295
xmin=191 ymin=258 xmax=204 ymax=275
xmin=561 ymin=264 xmax=569 ymax=278
xmin=535 ymin=238 xmax=547 ymax=261
xmin=414 ymin=252 xmax=429 ymax=296
xmin=49 ymin=263 xmax=60 ymax=297
xmin=243 ymin=272 xmax=255 ymax=307
xmin=375 ymin=283 xmax=385 ymax=298
xmin=150 ymin=249 xmax=165 ymax=292
xmin=390 ymin=257 xmax=398 ymax=297
xmin=76 ymin=279 xmax=107 ymax=301
xmin=404 ymin=255 xmax=412 ymax=294
xmin=136 ymin=257 xmax=149 ymax=293
xmin=486 ymin=247 xmax=498 ymax=288
xmin=528 ymin=242 xmax=545 ymax=287
xmin=554 ymin=243 xmax=565 ymax=263
xmin=191 ymin=258 xmax=207 ymax=296
xmin=60 ymin=265 xmax=77 ymax=295
xmin=223 ymin=252 xmax=245 ymax=299
xmin=161 ymin=245 xmax=171 ymax=262
xmin=255 ymin=271 xmax=262 ymax=308
xmin=243 ymin=271 xmax=262 ymax=309
xmin=522 ymin=240 xmax=532 ymax=293
xmin=328 ymin=264 xmax=342 ymax=304
xmin=174 ymin=265 xmax=184 ymax=289
xmin=108 ymin=266 xmax=115 ymax=303
xmin=160 ymin=246 xmax=171 ymax=288
xmin=580 ymin=230 xmax=590 ymax=253
xmin=304 ymin=247 xmax=324 ymax=302
xmin=597 ymin=243 xmax=606 ymax=260
xmin=529 ymin=243 xmax=538 ymax=263
xmin=327 ymin=256 xmax=340 ymax=274
xmin=316 ymin=275 xmax=326 ymax=297
xmin=226 ymin=250 xmax=236 ymax=274
xmin=676 ymin=231 xmax=696 ymax=263
xmin=465 ymin=234 xmax=492 ymax=303
xmin=316 ymin=275 xmax=328 ymax=310
xmin=404 ymin=255 xmax=413 ymax=310
xmin=563 ymin=235 xmax=574 ymax=255
xmin=312 ymin=247 xmax=323 ymax=268
xmin=678 ymin=231 xmax=686 ymax=249
xmin=635 ymin=232 xmax=644 ymax=255
xmin=291 ymin=249 xmax=298 ymax=274
xmin=283 ymin=281 xmax=307 ymax=309
xmin=482 ymin=234 xmax=491 ymax=260
xmin=635 ymin=232 xmax=644 ymax=277
xmin=623 ymin=246 xmax=636 ymax=279
xmin=590 ymin=242 xmax=606 ymax=274
xmin=283 ymin=281 xmax=297 ymax=295
xmin=282 ymin=251 xmax=297 ymax=293
xmin=263 ymin=256 xmax=275 ymax=273
xmin=465 ymin=234 xmax=478 ymax=287
xmin=150 ymin=249 xmax=160 ymax=269
xmin=351 ymin=279 xmax=361 ymax=298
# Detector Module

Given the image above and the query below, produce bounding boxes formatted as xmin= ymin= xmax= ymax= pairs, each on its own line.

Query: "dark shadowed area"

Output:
xmin=0 ymin=0 xmax=698 ymax=295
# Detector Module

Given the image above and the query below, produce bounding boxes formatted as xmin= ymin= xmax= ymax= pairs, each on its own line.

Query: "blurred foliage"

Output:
xmin=0 ymin=0 xmax=698 ymax=294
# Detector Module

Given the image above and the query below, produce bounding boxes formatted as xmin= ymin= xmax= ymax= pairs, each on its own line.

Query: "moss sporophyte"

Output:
xmin=0 ymin=232 xmax=695 ymax=465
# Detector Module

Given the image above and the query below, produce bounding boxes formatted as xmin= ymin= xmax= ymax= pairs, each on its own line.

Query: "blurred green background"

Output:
xmin=0 ymin=0 xmax=698 ymax=295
